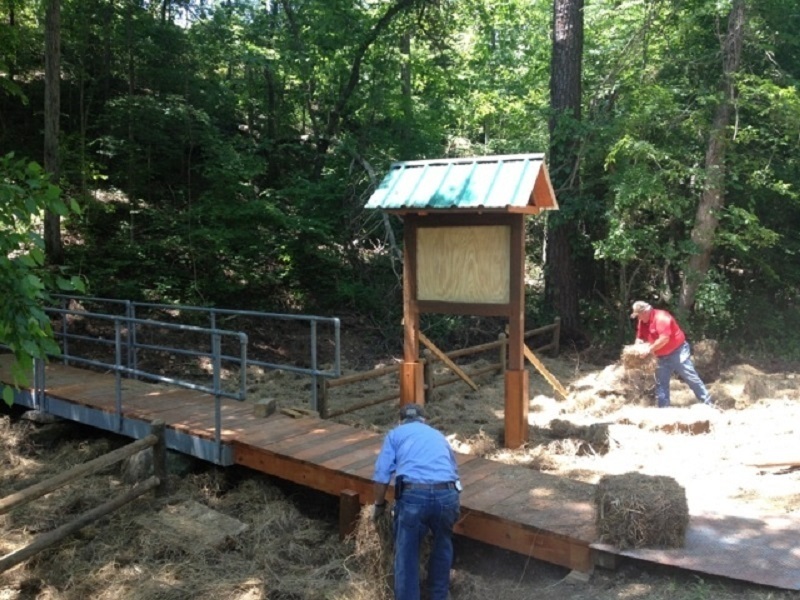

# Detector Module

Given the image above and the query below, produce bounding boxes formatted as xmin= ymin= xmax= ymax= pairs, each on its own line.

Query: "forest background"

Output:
xmin=1 ymin=0 xmax=799 ymax=370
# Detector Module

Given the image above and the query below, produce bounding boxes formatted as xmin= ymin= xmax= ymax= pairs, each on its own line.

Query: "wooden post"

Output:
xmin=498 ymin=333 xmax=507 ymax=374
xmin=401 ymin=216 xmax=422 ymax=406
xmin=0 ymin=434 xmax=158 ymax=515
xmin=151 ymin=420 xmax=167 ymax=498
xmin=552 ymin=317 xmax=561 ymax=356
xmin=339 ymin=489 xmax=361 ymax=541
xmin=504 ymin=369 xmax=529 ymax=448
xmin=422 ymin=349 xmax=434 ymax=404
xmin=0 ymin=476 xmax=160 ymax=574
xmin=400 ymin=362 xmax=424 ymax=407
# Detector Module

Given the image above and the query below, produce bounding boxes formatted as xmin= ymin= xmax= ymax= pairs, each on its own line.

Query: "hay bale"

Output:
xmin=620 ymin=345 xmax=657 ymax=372
xmin=595 ymin=472 xmax=689 ymax=549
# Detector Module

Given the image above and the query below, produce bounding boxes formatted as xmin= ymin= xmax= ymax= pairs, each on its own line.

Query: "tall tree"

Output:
xmin=43 ymin=0 xmax=62 ymax=264
xmin=679 ymin=0 xmax=747 ymax=310
xmin=545 ymin=0 xmax=584 ymax=339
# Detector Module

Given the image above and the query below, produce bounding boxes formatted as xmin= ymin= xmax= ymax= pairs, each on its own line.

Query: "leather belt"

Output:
xmin=404 ymin=482 xmax=456 ymax=490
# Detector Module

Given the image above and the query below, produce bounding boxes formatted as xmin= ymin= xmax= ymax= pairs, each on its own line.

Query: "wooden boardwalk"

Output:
xmin=0 ymin=356 xmax=597 ymax=573
xmin=6 ymin=356 xmax=799 ymax=590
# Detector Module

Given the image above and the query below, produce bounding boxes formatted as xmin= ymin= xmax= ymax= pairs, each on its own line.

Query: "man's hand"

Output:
xmin=636 ymin=345 xmax=652 ymax=358
xmin=372 ymin=502 xmax=386 ymax=522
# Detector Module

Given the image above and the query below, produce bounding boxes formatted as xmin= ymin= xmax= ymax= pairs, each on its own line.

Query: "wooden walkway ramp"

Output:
xmin=0 ymin=356 xmax=596 ymax=573
xmin=5 ymin=356 xmax=799 ymax=590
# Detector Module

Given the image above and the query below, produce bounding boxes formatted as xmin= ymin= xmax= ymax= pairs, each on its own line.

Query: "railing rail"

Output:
xmin=0 ymin=421 xmax=167 ymax=573
xmin=34 ymin=306 xmax=249 ymax=460
xmin=320 ymin=318 xmax=561 ymax=418
xmin=52 ymin=294 xmax=342 ymax=410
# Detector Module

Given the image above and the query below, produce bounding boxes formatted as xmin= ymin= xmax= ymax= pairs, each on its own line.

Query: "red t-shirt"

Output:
xmin=636 ymin=309 xmax=685 ymax=357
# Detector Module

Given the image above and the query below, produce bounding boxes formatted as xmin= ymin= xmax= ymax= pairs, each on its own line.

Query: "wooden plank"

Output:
xmin=457 ymin=457 xmax=502 ymax=489
xmin=233 ymin=447 xmax=374 ymax=499
xmin=320 ymin=437 xmax=382 ymax=471
xmin=235 ymin=414 xmax=322 ymax=447
xmin=459 ymin=471 xmax=527 ymax=508
xmin=289 ymin=429 xmax=378 ymax=464
xmin=265 ymin=421 xmax=356 ymax=456
xmin=490 ymin=486 xmax=596 ymax=541
xmin=419 ymin=332 xmax=478 ymax=391
xmin=314 ymin=434 xmax=381 ymax=467
xmin=523 ymin=343 xmax=568 ymax=399
xmin=455 ymin=512 xmax=592 ymax=572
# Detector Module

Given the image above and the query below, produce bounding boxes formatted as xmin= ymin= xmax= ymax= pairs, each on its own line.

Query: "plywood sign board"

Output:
xmin=416 ymin=225 xmax=511 ymax=304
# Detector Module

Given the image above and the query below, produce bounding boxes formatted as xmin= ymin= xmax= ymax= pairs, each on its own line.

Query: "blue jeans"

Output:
xmin=655 ymin=341 xmax=712 ymax=408
xmin=393 ymin=487 xmax=460 ymax=600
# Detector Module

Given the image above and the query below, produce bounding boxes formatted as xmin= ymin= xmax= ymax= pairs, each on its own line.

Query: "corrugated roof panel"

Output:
xmin=365 ymin=154 xmax=556 ymax=213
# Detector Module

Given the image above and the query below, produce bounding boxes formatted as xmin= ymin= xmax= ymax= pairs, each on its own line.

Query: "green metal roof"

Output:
xmin=365 ymin=154 xmax=558 ymax=214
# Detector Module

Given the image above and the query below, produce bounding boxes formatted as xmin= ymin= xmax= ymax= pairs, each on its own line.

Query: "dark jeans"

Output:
xmin=393 ymin=487 xmax=460 ymax=600
xmin=655 ymin=341 xmax=712 ymax=407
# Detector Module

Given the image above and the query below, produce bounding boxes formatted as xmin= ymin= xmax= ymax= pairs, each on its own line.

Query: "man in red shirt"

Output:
xmin=631 ymin=301 xmax=713 ymax=408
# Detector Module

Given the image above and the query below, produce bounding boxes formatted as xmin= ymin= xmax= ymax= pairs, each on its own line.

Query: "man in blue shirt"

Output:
xmin=373 ymin=403 xmax=461 ymax=600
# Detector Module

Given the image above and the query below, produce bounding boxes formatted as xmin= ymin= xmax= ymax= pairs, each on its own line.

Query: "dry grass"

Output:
xmin=3 ymin=344 xmax=800 ymax=600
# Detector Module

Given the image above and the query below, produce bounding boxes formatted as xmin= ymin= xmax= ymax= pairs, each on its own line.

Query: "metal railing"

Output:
xmin=51 ymin=295 xmax=342 ymax=410
xmin=39 ymin=306 xmax=249 ymax=460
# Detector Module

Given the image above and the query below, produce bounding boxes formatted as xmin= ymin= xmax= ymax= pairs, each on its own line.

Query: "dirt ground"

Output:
xmin=2 ymin=342 xmax=800 ymax=600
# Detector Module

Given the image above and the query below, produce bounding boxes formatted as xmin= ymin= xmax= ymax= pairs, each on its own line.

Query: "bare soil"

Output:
xmin=2 ymin=340 xmax=800 ymax=599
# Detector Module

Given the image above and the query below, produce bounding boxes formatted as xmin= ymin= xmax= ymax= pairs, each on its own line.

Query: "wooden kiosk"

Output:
xmin=366 ymin=154 xmax=558 ymax=448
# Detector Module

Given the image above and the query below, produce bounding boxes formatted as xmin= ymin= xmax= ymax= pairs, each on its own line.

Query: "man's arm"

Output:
xmin=648 ymin=334 xmax=670 ymax=354
xmin=373 ymin=482 xmax=388 ymax=506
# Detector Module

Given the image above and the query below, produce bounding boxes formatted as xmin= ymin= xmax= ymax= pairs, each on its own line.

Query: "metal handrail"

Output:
xmin=42 ymin=307 xmax=248 ymax=462
xmin=51 ymin=294 xmax=342 ymax=411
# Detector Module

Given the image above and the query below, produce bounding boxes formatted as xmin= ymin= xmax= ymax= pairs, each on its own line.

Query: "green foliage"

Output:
xmin=0 ymin=153 xmax=84 ymax=405
xmin=1 ymin=0 xmax=799 ymax=363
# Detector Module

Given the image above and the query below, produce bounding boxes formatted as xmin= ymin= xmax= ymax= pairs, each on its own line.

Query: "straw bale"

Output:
xmin=620 ymin=345 xmax=657 ymax=372
xmin=595 ymin=472 xmax=689 ymax=549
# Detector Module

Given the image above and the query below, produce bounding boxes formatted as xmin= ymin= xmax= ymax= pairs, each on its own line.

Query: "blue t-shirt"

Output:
xmin=373 ymin=421 xmax=459 ymax=485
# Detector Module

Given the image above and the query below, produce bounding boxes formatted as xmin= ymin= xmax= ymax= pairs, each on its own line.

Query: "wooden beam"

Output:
xmin=504 ymin=369 xmax=529 ymax=448
xmin=419 ymin=332 xmax=478 ymax=391
xmin=339 ymin=489 xmax=361 ymax=541
xmin=523 ymin=344 xmax=568 ymax=400
xmin=0 ymin=434 xmax=158 ymax=515
xmin=0 ymin=476 xmax=160 ymax=574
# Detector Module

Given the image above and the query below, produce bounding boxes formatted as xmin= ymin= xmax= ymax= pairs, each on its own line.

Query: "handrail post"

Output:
xmin=310 ymin=320 xmax=318 ymax=412
xmin=114 ymin=319 xmax=123 ymax=432
xmin=60 ymin=296 xmax=69 ymax=365
xmin=125 ymin=300 xmax=136 ymax=379
xmin=238 ymin=333 xmax=248 ymax=401
xmin=212 ymin=332 xmax=222 ymax=464
xmin=333 ymin=318 xmax=341 ymax=377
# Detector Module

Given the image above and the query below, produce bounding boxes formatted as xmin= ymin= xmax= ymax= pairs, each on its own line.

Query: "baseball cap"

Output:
xmin=399 ymin=403 xmax=425 ymax=422
xmin=630 ymin=301 xmax=652 ymax=319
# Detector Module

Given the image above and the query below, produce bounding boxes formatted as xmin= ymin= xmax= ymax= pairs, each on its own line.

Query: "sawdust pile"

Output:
xmin=595 ymin=472 xmax=689 ymax=550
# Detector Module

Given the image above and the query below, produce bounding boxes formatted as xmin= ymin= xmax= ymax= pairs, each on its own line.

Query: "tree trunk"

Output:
xmin=679 ymin=0 xmax=746 ymax=310
xmin=545 ymin=0 xmax=584 ymax=339
xmin=44 ymin=0 xmax=63 ymax=265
